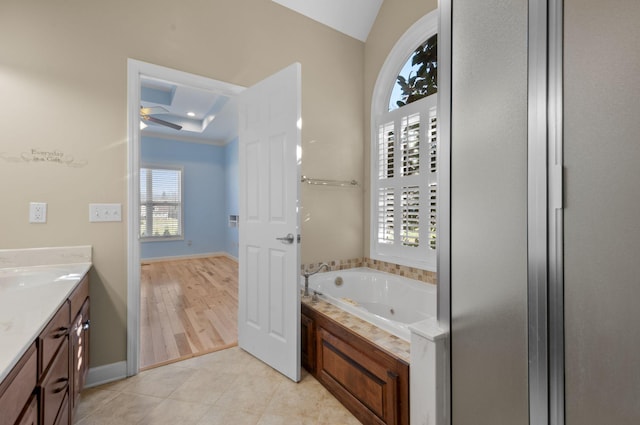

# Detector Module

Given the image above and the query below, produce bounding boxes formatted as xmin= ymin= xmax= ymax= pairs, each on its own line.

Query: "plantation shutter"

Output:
xmin=427 ymin=106 xmax=438 ymax=252
xmin=372 ymin=94 xmax=437 ymax=268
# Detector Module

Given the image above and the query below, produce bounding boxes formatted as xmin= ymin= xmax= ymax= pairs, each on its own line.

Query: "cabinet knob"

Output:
xmin=82 ymin=319 xmax=90 ymax=331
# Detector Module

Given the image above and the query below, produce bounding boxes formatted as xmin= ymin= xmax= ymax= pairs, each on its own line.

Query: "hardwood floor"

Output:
xmin=140 ymin=256 xmax=238 ymax=370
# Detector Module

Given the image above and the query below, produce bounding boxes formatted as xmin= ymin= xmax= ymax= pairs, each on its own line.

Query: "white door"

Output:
xmin=237 ymin=63 xmax=301 ymax=382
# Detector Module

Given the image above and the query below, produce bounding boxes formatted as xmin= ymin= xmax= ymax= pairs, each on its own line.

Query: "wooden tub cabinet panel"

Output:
xmin=301 ymin=304 xmax=409 ymax=425
xmin=301 ymin=313 xmax=315 ymax=374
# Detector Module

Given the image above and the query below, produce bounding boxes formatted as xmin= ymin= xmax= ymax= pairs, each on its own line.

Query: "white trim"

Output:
xmin=142 ymin=130 xmax=230 ymax=146
xmin=141 ymin=252 xmax=238 ymax=263
xmin=369 ymin=9 xmax=439 ymax=272
xmin=371 ymin=10 xmax=439 ymax=118
xmin=127 ymin=60 xmax=141 ymax=378
xmin=85 ymin=361 xmax=127 ymax=388
xmin=127 ymin=59 xmax=244 ymax=377
xmin=436 ymin=2 xmax=452 ymax=424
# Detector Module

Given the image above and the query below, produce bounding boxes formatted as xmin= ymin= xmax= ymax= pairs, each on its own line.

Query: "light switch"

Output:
xmin=89 ymin=203 xmax=122 ymax=222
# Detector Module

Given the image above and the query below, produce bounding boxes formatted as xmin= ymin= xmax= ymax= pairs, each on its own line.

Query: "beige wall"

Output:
xmin=0 ymin=0 xmax=364 ymax=368
xmin=363 ymin=0 xmax=438 ymax=257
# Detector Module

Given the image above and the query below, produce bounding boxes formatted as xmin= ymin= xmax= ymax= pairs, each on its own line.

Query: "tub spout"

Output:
xmin=303 ymin=263 xmax=330 ymax=297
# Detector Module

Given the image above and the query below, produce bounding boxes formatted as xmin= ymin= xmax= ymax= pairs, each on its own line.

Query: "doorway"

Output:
xmin=139 ymin=256 xmax=238 ymax=369
xmin=128 ymin=60 xmax=303 ymax=381
xmin=127 ymin=59 xmax=245 ymax=375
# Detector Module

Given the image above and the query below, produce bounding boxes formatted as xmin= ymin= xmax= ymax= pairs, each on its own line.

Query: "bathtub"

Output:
xmin=304 ymin=267 xmax=436 ymax=341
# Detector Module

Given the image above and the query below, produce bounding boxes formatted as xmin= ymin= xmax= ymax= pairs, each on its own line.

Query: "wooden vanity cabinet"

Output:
xmin=40 ymin=274 xmax=90 ymax=425
xmin=0 ymin=273 xmax=90 ymax=425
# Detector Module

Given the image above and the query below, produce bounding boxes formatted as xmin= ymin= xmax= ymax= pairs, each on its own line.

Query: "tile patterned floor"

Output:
xmin=75 ymin=347 xmax=362 ymax=425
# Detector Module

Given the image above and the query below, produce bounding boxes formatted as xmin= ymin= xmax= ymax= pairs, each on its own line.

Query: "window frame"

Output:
xmin=139 ymin=164 xmax=185 ymax=242
xmin=370 ymin=9 xmax=438 ymax=271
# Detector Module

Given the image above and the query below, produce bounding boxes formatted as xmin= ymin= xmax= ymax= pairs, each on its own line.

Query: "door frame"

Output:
xmin=126 ymin=59 xmax=244 ymax=376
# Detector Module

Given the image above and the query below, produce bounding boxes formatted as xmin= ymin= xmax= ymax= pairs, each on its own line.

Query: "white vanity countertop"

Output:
xmin=0 ymin=246 xmax=92 ymax=382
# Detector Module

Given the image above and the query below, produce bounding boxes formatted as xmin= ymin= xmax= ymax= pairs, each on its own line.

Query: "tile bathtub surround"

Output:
xmin=364 ymin=258 xmax=437 ymax=285
xmin=301 ymin=257 xmax=437 ymax=285
xmin=0 ymin=245 xmax=92 ymax=268
xmin=75 ymin=346 xmax=361 ymax=425
xmin=300 ymin=257 xmax=364 ymax=274
xmin=302 ymin=297 xmax=411 ymax=364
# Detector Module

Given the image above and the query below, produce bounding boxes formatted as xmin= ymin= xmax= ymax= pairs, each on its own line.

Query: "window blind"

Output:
xmin=140 ymin=167 xmax=183 ymax=239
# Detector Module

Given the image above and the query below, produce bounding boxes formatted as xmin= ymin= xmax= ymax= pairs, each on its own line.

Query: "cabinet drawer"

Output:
xmin=68 ymin=275 xmax=89 ymax=317
xmin=41 ymin=339 xmax=69 ymax=425
xmin=39 ymin=301 xmax=71 ymax=378
xmin=0 ymin=343 xmax=37 ymax=425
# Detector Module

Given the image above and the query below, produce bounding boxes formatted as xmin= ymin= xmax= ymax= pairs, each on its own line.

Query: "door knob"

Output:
xmin=276 ymin=233 xmax=295 ymax=244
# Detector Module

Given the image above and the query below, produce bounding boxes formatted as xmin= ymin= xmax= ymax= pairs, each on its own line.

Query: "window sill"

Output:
xmin=369 ymin=252 xmax=436 ymax=273
xmin=140 ymin=236 xmax=184 ymax=243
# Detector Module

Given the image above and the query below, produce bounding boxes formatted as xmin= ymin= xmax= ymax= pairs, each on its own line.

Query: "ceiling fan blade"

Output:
xmin=143 ymin=115 xmax=183 ymax=130
xmin=140 ymin=106 xmax=169 ymax=115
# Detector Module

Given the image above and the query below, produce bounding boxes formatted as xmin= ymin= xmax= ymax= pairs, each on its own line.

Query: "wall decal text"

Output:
xmin=0 ymin=149 xmax=88 ymax=168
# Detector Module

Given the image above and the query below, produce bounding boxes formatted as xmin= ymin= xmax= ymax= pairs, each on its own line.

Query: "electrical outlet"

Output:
xmin=29 ymin=202 xmax=47 ymax=223
xmin=89 ymin=203 xmax=122 ymax=222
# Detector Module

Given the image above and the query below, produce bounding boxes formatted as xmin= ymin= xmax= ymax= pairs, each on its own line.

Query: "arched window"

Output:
xmin=370 ymin=10 xmax=438 ymax=271
xmin=389 ymin=33 xmax=437 ymax=111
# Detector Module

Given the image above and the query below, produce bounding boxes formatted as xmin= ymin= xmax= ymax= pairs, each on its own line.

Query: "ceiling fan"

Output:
xmin=139 ymin=106 xmax=183 ymax=130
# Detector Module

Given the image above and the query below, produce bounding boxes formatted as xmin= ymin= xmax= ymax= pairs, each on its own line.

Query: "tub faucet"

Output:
xmin=303 ymin=263 xmax=330 ymax=297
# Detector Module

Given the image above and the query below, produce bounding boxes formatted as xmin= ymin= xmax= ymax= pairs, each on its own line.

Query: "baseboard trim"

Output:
xmin=141 ymin=252 xmax=237 ymax=263
xmin=85 ymin=361 xmax=127 ymax=388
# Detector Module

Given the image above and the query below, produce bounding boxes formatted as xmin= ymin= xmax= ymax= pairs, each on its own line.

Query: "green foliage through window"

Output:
xmin=392 ymin=34 xmax=437 ymax=110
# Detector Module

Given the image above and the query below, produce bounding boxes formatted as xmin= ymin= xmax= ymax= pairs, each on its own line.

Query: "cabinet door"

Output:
xmin=301 ymin=313 xmax=315 ymax=373
xmin=41 ymin=340 xmax=69 ymax=425
xmin=53 ymin=394 xmax=69 ymax=425
xmin=16 ymin=395 xmax=38 ymax=425
xmin=71 ymin=299 xmax=89 ymax=411
xmin=0 ymin=344 xmax=37 ymax=425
